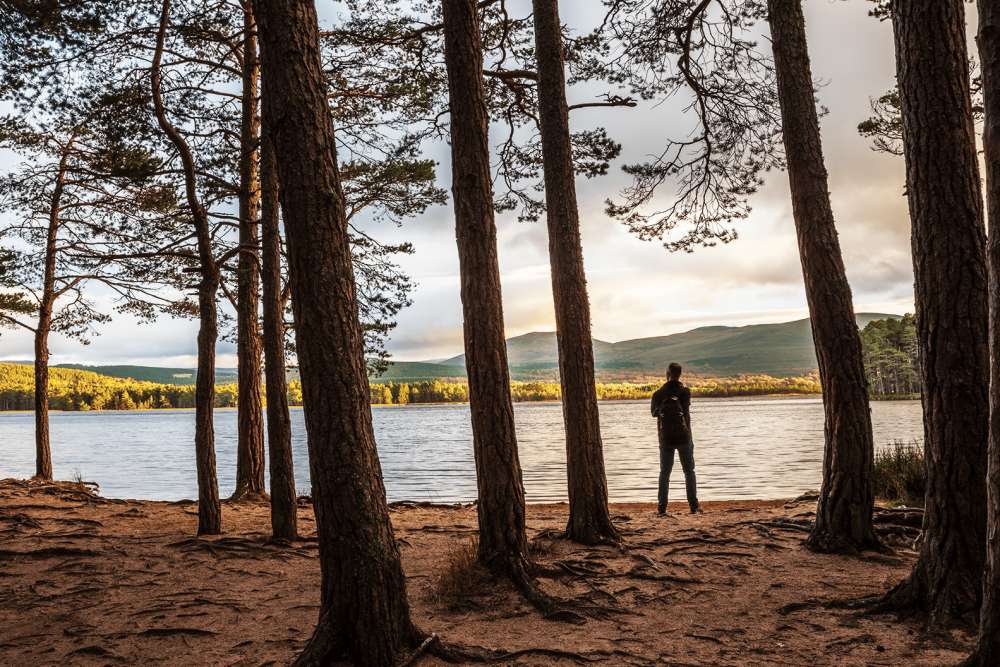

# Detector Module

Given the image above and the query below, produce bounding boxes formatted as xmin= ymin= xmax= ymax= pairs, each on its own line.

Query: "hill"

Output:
xmin=0 ymin=362 xmax=239 ymax=386
xmin=430 ymin=313 xmax=898 ymax=380
xmin=54 ymin=364 xmax=238 ymax=386
xmin=2 ymin=313 xmax=900 ymax=385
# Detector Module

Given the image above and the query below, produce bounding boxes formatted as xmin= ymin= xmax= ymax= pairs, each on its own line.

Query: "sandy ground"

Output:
xmin=0 ymin=478 xmax=974 ymax=666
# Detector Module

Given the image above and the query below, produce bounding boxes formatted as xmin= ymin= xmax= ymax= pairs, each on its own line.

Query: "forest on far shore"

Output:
xmin=0 ymin=316 xmax=918 ymax=411
xmin=0 ymin=361 xmax=823 ymax=411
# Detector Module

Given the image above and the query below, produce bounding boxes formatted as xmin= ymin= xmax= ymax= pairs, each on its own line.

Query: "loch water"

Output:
xmin=0 ymin=397 xmax=923 ymax=503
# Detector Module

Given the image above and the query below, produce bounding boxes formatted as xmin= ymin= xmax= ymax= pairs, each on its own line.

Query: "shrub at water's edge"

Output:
xmin=872 ymin=440 xmax=926 ymax=506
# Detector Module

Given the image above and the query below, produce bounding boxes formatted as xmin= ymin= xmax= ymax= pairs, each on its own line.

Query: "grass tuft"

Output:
xmin=872 ymin=440 xmax=925 ymax=506
xmin=432 ymin=538 xmax=489 ymax=608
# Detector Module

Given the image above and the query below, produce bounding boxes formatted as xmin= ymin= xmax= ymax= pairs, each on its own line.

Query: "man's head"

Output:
xmin=667 ymin=363 xmax=682 ymax=381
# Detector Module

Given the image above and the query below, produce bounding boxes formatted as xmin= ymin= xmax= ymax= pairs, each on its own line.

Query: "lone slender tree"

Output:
xmin=259 ymin=114 xmax=296 ymax=541
xmin=969 ymin=0 xmax=1000 ymax=661
xmin=151 ymin=0 xmax=223 ymax=535
xmin=233 ymin=0 xmax=267 ymax=501
xmin=253 ymin=0 xmax=420 ymax=662
xmin=441 ymin=0 xmax=536 ymax=592
xmin=877 ymin=0 xmax=990 ymax=625
xmin=531 ymin=0 xmax=618 ymax=545
xmin=767 ymin=0 xmax=878 ymax=553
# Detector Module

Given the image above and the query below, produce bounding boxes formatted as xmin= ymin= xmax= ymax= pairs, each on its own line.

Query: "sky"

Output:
xmin=0 ymin=0 xmax=923 ymax=367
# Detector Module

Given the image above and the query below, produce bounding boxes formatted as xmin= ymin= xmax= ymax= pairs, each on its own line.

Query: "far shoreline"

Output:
xmin=0 ymin=391 xmax=932 ymax=414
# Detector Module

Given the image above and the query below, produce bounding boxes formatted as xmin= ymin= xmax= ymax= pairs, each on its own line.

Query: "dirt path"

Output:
xmin=0 ymin=478 xmax=972 ymax=665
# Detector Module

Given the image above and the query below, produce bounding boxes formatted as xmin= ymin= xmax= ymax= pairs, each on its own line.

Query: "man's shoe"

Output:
xmin=657 ymin=507 xmax=667 ymax=516
xmin=690 ymin=506 xmax=704 ymax=514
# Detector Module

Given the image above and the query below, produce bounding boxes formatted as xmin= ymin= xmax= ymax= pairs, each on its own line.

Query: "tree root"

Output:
xmin=166 ymin=536 xmax=314 ymax=560
xmin=778 ymin=595 xmax=882 ymax=616
xmin=399 ymin=633 xmax=439 ymax=666
xmin=426 ymin=638 xmax=651 ymax=665
xmin=0 ymin=546 xmax=101 ymax=559
xmin=137 ymin=627 xmax=219 ymax=637
xmin=225 ymin=489 xmax=270 ymax=503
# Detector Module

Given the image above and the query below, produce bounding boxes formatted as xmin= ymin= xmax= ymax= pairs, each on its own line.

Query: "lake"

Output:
xmin=0 ymin=397 xmax=923 ymax=503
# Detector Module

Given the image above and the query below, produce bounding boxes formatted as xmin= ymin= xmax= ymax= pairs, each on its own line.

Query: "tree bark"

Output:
xmin=260 ymin=106 xmax=296 ymax=541
xmin=767 ymin=0 xmax=878 ymax=554
xmin=32 ymin=149 xmax=67 ymax=482
xmin=233 ymin=0 xmax=267 ymax=501
xmin=152 ymin=0 xmax=222 ymax=536
xmin=531 ymin=0 xmax=618 ymax=545
xmin=441 ymin=0 xmax=532 ymax=581
xmin=33 ymin=319 xmax=52 ymax=480
xmin=969 ymin=0 xmax=1000 ymax=661
xmin=880 ymin=0 xmax=989 ymax=626
xmin=194 ymin=276 xmax=223 ymax=534
xmin=253 ymin=1 xmax=419 ymax=663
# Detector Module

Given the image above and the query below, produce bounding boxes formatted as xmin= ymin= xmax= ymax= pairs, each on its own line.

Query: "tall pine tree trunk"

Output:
xmin=33 ymin=320 xmax=52 ymax=480
xmin=153 ymin=0 xmax=222 ymax=536
xmin=253 ymin=1 xmax=419 ymax=663
xmin=194 ymin=276 xmax=223 ymax=534
xmin=878 ymin=0 xmax=989 ymax=625
xmin=32 ymin=156 xmax=65 ymax=482
xmin=441 ymin=0 xmax=532 ymax=581
xmin=233 ymin=0 xmax=267 ymax=501
xmin=969 ymin=0 xmax=1000 ymax=661
xmin=260 ymin=110 xmax=296 ymax=541
xmin=767 ymin=0 xmax=878 ymax=554
xmin=531 ymin=0 xmax=617 ymax=545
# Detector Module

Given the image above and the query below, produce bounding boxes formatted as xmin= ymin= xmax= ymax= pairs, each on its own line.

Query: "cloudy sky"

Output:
xmin=0 ymin=0 xmax=921 ymax=367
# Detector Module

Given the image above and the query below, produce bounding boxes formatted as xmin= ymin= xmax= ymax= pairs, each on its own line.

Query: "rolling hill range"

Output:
xmin=424 ymin=312 xmax=898 ymax=380
xmin=2 ymin=363 xmax=239 ymax=386
xmin=2 ymin=313 xmax=899 ymax=384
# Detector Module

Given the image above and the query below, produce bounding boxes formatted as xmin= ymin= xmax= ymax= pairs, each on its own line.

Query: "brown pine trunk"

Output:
xmin=531 ymin=0 xmax=617 ymax=545
xmin=767 ymin=0 xmax=878 ymax=554
xmin=879 ymin=0 xmax=989 ymax=626
xmin=233 ymin=0 xmax=267 ymax=501
xmin=195 ymin=277 xmax=224 ymax=534
xmin=253 ymin=1 xmax=419 ymax=663
xmin=970 ymin=0 xmax=1000 ymax=661
xmin=152 ymin=0 xmax=223 ymax=536
xmin=32 ymin=156 xmax=64 ymax=482
xmin=33 ymin=322 xmax=52 ymax=480
xmin=442 ymin=0 xmax=531 ymax=580
xmin=260 ymin=109 xmax=296 ymax=541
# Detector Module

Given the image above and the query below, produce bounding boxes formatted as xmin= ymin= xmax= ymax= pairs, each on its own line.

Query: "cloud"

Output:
xmin=0 ymin=0 xmax=922 ymax=366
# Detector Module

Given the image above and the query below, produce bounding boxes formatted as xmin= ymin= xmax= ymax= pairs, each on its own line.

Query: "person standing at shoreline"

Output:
xmin=651 ymin=363 xmax=703 ymax=516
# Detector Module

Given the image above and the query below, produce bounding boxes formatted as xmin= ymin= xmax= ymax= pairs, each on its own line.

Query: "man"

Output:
xmin=651 ymin=363 xmax=702 ymax=515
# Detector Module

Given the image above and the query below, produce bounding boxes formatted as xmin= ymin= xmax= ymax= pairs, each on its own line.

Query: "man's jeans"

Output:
xmin=658 ymin=443 xmax=699 ymax=512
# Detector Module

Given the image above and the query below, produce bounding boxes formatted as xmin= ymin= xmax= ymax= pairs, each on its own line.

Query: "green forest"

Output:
xmin=0 ymin=315 xmax=916 ymax=410
xmin=859 ymin=314 xmax=920 ymax=398
xmin=0 ymin=362 xmax=822 ymax=411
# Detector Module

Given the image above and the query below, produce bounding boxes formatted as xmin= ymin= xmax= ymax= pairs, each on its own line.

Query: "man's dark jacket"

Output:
xmin=651 ymin=380 xmax=691 ymax=446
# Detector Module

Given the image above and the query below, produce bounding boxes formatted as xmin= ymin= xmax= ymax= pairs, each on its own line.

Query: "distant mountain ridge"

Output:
xmin=3 ymin=313 xmax=899 ymax=384
xmin=421 ymin=312 xmax=895 ymax=378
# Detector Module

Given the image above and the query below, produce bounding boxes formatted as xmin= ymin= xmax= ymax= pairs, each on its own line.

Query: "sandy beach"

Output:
xmin=0 ymin=478 xmax=973 ymax=665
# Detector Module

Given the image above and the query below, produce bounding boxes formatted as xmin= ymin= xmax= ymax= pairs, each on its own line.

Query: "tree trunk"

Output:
xmin=152 ymin=0 xmax=223 ymax=536
xmin=531 ymin=0 xmax=617 ymax=545
xmin=969 ymin=0 xmax=1000 ymax=661
xmin=767 ymin=0 xmax=878 ymax=554
xmin=33 ymin=321 xmax=52 ymax=480
xmin=260 ymin=107 xmax=296 ymax=541
xmin=32 ymin=155 xmax=65 ymax=482
xmin=233 ymin=0 xmax=267 ymax=501
xmin=879 ymin=0 xmax=989 ymax=626
xmin=441 ymin=0 xmax=532 ymax=580
xmin=195 ymin=277 xmax=223 ymax=535
xmin=253 ymin=1 xmax=419 ymax=663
